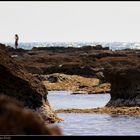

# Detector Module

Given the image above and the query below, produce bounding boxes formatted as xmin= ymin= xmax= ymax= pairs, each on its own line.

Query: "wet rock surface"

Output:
xmin=56 ymin=107 xmax=140 ymax=116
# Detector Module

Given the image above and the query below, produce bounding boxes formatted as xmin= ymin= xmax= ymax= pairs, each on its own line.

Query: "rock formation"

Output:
xmin=6 ymin=44 xmax=140 ymax=106
xmin=101 ymin=49 xmax=140 ymax=107
xmin=104 ymin=64 xmax=140 ymax=107
xmin=0 ymin=43 xmax=60 ymax=122
xmin=0 ymin=95 xmax=61 ymax=135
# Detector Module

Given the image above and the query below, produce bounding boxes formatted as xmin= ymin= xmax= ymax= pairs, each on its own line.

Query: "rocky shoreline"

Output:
xmin=6 ymin=44 xmax=140 ymax=107
xmin=1 ymin=43 xmax=140 ymax=124
xmin=55 ymin=107 xmax=140 ymax=116
xmin=0 ymin=43 xmax=61 ymax=123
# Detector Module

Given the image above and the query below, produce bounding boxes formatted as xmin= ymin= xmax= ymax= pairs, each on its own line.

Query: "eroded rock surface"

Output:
xmin=0 ymin=95 xmax=61 ymax=135
xmin=6 ymin=44 xmax=140 ymax=106
xmin=0 ymin=43 xmax=60 ymax=122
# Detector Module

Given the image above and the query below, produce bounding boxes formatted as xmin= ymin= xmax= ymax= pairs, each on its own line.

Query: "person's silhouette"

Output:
xmin=15 ymin=34 xmax=19 ymax=49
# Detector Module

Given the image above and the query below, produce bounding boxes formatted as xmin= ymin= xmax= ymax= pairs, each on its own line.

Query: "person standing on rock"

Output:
xmin=15 ymin=34 xmax=19 ymax=49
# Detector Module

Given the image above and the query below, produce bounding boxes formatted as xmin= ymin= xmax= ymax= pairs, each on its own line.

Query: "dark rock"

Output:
xmin=0 ymin=44 xmax=59 ymax=122
xmin=0 ymin=95 xmax=61 ymax=135
xmin=79 ymin=85 xmax=88 ymax=88
xmin=104 ymin=65 xmax=140 ymax=107
xmin=5 ymin=42 xmax=140 ymax=108
xmin=47 ymin=76 xmax=58 ymax=83
xmin=95 ymin=71 xmax=105 ymax=83
xmin=81 ymin=45 xmax=109 ymax=50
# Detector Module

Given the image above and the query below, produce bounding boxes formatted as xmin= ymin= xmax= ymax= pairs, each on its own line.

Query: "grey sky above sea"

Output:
xmin=0 ymin=2 xmax=140 ymax=42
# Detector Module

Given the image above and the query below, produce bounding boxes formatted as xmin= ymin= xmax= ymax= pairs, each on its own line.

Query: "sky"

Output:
xmin=0 ymin=1 xmax=140 ymax=42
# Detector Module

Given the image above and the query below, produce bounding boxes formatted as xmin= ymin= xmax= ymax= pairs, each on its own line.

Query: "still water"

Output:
xmin=48 ymin=90 xmax=111 ymax=110
xmin=48 ymin=91 xmax=140 ymax=136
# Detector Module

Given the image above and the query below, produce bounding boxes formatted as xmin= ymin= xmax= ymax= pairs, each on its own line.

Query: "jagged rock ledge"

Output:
xmin=0 ymin=43 xmax=61 ymax=123
xmin=42 ymin=73 xmax=110 ymax=94
xmin=3 ymin=43 xmax=140 ymax=107
xmin=104 ymin=64 xmax=140 ymax=107
xmin=55 ymin=107 xmax=140 ymax=116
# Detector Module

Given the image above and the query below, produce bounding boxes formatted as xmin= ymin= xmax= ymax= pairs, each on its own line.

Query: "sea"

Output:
xmin=3 ymin=41 xmax=140 ymax=50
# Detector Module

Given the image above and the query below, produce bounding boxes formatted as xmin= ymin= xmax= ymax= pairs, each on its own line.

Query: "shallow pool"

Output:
xmin=48 ymin=91 xmax=140 ymax=135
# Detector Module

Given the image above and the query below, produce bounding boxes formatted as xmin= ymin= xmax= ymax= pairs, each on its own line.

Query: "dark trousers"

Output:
xmin=15 ymin=41 xmax=18 ymax=49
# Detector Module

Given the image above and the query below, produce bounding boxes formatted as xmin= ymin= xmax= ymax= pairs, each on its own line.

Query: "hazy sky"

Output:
xmin=1 ymin=1 xmax=140 ymax=42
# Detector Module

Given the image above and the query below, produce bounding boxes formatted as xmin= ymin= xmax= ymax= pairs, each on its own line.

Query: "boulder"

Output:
xmin=104 ymin=65 xmax=140 ymax=107
xmin=0 ymin=95 xmax=61 ymax=135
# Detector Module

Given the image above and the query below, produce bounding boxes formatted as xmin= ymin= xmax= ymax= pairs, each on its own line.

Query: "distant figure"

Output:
xmin=15 ymin=34 xmax=19 ymax=49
